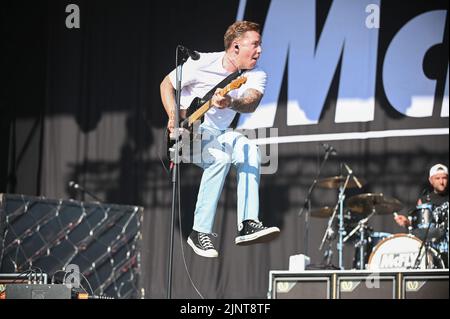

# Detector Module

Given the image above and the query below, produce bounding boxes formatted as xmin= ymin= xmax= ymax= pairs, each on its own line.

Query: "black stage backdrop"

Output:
xmin=1 ymin=0 xmax=448 ymax=298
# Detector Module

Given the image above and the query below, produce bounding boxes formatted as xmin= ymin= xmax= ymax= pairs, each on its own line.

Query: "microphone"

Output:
xmin=343 ymin=163 xmax=363 ymax=189
xmin=321 ymin=143 xmax=337 ymax=156
xmin=178 ymin=45 xmax=200 ymax=61
xmin=68 ymin=181 xmax=102 ymax=202
xmin=69 ymin=180 xmax=80 ymax=190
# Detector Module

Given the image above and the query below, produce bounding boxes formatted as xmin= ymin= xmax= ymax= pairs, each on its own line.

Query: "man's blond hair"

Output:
xmin=224 ymin=21 xmax=260 ymax=50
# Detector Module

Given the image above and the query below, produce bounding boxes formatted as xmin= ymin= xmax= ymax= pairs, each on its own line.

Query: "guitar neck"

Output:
xmin=187 ymin=84 xmax=234 ymax=126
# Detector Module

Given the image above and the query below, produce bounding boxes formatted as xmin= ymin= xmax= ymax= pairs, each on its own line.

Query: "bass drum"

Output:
xmin=367 ymin=233 xmax=445 ymax=270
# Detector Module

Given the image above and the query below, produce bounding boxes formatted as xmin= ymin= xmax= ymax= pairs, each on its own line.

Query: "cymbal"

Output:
xmin=310 ymin=206 xmax=335 ymax=218
xmin=346 ymin=193 xmax=403 ymax=215
xmin=316 ymin=176 xmax=365 ymax=189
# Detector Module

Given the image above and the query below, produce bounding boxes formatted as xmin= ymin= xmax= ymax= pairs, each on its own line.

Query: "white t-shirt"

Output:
xmin=168 ymin=51 xmax=267 ymax=130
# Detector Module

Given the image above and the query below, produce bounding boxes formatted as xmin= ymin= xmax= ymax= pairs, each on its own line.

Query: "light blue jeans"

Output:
xmin=191 ymin=123 xmax=261 ymax=234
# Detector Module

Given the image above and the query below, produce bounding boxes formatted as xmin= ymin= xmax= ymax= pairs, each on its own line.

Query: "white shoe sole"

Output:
xmin=235 ymin=227 xmax=280 ymax=246
xmin=187 ymin=237 xmax=219 ymax=258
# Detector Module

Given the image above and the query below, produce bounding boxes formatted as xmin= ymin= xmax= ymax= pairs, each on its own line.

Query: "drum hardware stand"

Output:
xmin=299 ymin=145 xmax=334 ymax=256
xmin=407 ymin=218 xmax=413 ymax=235
xmin=344 ymin=210 xmax=376 ymax=269
xmin=322 ymin=242 xmax=334 ymax=265
xmin=319 ymin=174 xmax=351 ymax=270
xmin=412 ymin=217 xmax=433 ymax=269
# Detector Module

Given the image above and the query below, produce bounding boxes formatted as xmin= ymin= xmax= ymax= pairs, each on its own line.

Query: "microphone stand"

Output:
xmin=80 ymin=187 xmax=102 ymax=202
xmin=299 ymin=147 xmax=333 ymax=256
xmin=319 ymin=173 xmax=351 ymax=270
xmin=167 ymin=46 xmax=187 ymax=299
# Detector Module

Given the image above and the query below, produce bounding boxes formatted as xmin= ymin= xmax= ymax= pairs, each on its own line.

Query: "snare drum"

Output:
xmin=367 ymin=233 xmax=445 ymax=270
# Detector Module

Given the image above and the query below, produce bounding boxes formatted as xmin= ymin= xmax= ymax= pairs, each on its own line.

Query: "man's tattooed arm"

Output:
xmin=230 ymin=88 xmax=263 ymax=113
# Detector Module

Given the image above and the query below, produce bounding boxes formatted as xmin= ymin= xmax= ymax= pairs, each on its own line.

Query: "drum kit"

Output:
xmin=312 ymin=175 xmax=449 ymax=271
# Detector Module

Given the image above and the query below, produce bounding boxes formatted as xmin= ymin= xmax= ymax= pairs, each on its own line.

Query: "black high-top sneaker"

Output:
xmin=235 ymin=220 xmax=280 ymax=246
xmin=187 ymin=230 xmax=219 ymax=258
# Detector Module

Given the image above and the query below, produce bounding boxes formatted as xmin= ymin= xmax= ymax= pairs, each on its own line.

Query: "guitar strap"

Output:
xmin=194 ymin=69 xmax=246 ymax=129
xmin=167 ymin=70 xmax=247 ymax=164
xmin=199 ymin=69 xmax=246 ymax=105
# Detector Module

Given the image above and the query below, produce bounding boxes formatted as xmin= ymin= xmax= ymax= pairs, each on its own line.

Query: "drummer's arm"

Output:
xmin=394 ymin=212 xmax=411 ymax=227
xmin=401 ymin=198 xmax=427 ymax=229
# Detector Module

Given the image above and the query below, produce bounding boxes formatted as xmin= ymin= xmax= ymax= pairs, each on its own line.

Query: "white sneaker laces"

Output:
xmin=248 ymin=221 xmax=265 ymax=229
xmin=199 ymin=233 xmax=216 ymax=250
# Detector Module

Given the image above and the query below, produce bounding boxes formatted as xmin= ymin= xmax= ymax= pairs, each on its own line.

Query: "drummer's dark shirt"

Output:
xmin=420 ymin=189 xmax=449 ymax=207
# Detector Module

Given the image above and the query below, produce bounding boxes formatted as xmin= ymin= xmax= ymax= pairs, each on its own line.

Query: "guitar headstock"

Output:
xmin=228 ymin=76 xmax=247 ymax=90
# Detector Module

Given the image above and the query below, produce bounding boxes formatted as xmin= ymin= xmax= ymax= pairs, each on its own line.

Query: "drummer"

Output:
xmin=394 ymin=163 xmax=449 ymax=227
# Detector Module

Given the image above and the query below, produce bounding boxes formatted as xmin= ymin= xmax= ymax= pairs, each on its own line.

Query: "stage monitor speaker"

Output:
xmin=337 ymin=273 xmax=396 ymax=299
xmin=5 ymin=284 xmax=71 ymax=299
xmin=269 ymin=270 xmax=449 ymax=299
xmin=401 ymin=272 xmax=449 ymax=299
xmin=269 ymin=271 xmax=332 ymax=299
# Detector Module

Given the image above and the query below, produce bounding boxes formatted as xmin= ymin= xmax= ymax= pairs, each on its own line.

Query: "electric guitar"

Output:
xmin=166 ymin=76 xmax=247 ymax=163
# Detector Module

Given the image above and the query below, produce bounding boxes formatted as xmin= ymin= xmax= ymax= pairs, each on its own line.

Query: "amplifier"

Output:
xmin=337 ymin=273 xmax=396 ymax=299
xmin=401 ymin=272 xmax=449 ymax=299
xmin=269 ymin=269 xmax=449 ymax=299
xmin=0 ymin=273 xmax=47 ymax=284
xmin=5 ymin=284 xmax=72 ymax=299
xmin=269 ymin=271 xmax=332 ymax=299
